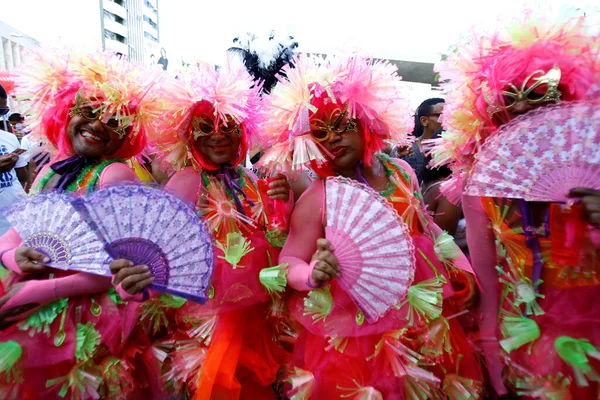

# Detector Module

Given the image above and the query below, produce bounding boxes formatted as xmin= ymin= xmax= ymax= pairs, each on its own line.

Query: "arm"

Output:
xmin=15 ymin=167 xmax=28 ymax=189
xmin=25 ymin=160 xmax=37 ymax=192
xmin=165 ymin=167 xmax=203 ymax=205
xmin=289 ymin=171 xmax=312 ymax=202
xmin=98 ymin=162 xmax=139 ymax=188
xmin=462 ymin=194 xmax=507 ymax=396
xmin=0 ymin=228 xmax=24 ymax=274
xmin=432 ymin=188 xmax=462 ymax=236
xmin=0 ymin=273 xmax=112 ymax=320
xmin=279 ymin=181 xmax=325 ymax=291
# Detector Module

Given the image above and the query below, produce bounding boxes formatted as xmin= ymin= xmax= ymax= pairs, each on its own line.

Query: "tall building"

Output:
xmin=0 ymin=21 xmax=39 ymax=111
xmin=142 ymin=0 xmax=160 ymax=65
xmin=100 ymin=0 xmax=160 ymax=64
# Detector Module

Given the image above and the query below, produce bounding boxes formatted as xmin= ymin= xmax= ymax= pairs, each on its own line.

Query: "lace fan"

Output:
xmin=325 ymin=177 xmax=415 ymax=323
xmin=2 ymin=192 xmax=109 ymax=275
xmin=465 ymin=99 xmax=600 ymax=202
xmin=73 ymin=185 xmax=214 ymax=304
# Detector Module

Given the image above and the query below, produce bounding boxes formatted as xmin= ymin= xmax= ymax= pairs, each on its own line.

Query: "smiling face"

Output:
xmin=192 ymin=113 xmax=242 ymax=167
xmin=311 ymin=104 xmax=364 ymax=172
xmin=66 ymin=111 xmax=124 ymax=158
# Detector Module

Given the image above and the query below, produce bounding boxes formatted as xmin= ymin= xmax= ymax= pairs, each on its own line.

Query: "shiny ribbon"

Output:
xmin=519 ymin=199 xmax=548 ymax=303
xmin=216 ymin=165 xmax=254 ymax=216
xmin=50 ymin=155 xmax=99 ymax=191
xmin=355 ymin=161 xmax=369 ymax=186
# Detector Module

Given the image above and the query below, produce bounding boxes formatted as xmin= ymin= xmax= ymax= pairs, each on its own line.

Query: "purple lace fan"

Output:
xmin=2 ymin=192 xmax=110 ymax=275
xmin=73 ymin=185 xmax=214 ymax=304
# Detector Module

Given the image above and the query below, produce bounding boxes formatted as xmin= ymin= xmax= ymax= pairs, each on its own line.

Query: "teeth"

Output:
xmin=81 ymin=130 xmax=103 ymax=141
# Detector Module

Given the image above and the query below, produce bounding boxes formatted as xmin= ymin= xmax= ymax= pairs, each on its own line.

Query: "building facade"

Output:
xmin=101 ymin=0 xmax=160 ymax=64
xmin=0 ymin=21 xmax=39 ymax=110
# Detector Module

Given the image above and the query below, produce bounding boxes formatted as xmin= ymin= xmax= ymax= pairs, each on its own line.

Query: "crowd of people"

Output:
xmin=0 ymin=7 xmax=598 ymax=400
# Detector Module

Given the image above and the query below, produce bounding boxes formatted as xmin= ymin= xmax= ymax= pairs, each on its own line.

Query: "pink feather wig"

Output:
xmin=14 ymin=49 xmax=164 ymax=160
xmin=429 ymin=9 xmax=600 ymax=198
xmin=258 ymin=54 xmax=414 ymax=177
xmin=148 ymin=58 xmax=263 ymax=172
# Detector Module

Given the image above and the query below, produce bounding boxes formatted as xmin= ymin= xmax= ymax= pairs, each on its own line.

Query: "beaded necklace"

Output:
xmin=32 ymin=159 xmax=122 ymax=194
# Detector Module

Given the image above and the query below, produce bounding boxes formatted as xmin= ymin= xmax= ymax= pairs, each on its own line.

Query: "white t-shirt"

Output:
xmin=20 ymin=134 xmax=44 ymax=164
xmin=0 ymin=129 xmax=27 ymax=234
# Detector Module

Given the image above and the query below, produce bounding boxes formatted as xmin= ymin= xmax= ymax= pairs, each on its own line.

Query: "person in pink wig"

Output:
xmin=0 ymin=49 xmax=166 ymax=398
xmin=430 ymin=9 xmax=600 ymax=399
xmin=110 ymin=59 xmax=294 ymax=399
xmin=257 ymin=54 xmax=483 ymax=399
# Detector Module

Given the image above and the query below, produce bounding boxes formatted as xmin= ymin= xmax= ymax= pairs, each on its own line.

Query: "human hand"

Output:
xmin=311 ymin=238 xmax=341 ymax=285
xmin=266 ymin=173 xmax=291 ymax=202
xmin=0 ymin=153 xmax=18 ymax=173
xmin=567 ymin=187 xmax=600 ymax=229
xmin=110 ymin=259 xmax=154 ymax=295
xmin=396 ymin=145 xmax=414 ymax=158
xmin=15 ymin=247 xmax=50 ymax=274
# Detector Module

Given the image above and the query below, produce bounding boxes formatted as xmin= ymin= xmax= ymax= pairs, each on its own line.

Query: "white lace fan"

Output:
xmin=464 ymin=99 xmax=600 ymax=202
xmin=325 ymin=177 xmax=416 ymax=323
xmin=2 ymin=192 xmax=109 ymax=275
xmin=73 ymin=185 xmax=214 ymax=304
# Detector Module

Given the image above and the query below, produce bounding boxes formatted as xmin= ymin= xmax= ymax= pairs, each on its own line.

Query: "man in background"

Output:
xmin=158 ymin=48 xmax=168 ymax=71
xmin=8 ymin=112 xmax=27 ymax=140
xmin=0 ymin=84 xmax=28 ymax=234
xmin=392 ymin=97 xmax=445 ymax=184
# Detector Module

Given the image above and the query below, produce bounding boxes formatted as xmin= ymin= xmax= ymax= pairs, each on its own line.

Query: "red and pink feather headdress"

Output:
xmin=14 ymin=48 xmax=164 ymax=160
xmin=149 ymin=58 xmax=263 ymax=172
xmin=258 ymin=54 xmax=414 ymax=175
xmin=429 ymin=9 xmax=600 ymax=200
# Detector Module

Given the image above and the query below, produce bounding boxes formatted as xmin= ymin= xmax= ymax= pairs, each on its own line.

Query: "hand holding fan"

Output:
xmin=465 ymin=99 xmax=600 ymax=202
xmin=2 ymin=191 xmax=109 ymax=275
xmin=325 ymin=177 xmax=415 ymax=323
xmin=73 ymin=185 xmax=214 ymax=304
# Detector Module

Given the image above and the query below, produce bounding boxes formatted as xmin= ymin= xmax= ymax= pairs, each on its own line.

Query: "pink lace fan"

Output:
xmin=325 ymin=177 xmax=415 ymax=323
xmin=465 ymin=99 xmax=600 ymax=202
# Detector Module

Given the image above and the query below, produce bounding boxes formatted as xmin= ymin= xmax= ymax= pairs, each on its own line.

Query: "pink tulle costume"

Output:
xmin=142 ymin=60 xmax=294 ymax=399
xmin=258 ymin=55 xmax=484 ymax=399
xmin=0 ymin=49 xmax=165 ymax=399
xmin=429 ymin=9 xmax=600 ymax=399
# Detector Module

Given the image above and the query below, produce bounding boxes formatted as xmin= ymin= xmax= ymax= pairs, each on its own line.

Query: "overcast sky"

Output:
xmin=1 ymin=0 xmax=596 ymax=67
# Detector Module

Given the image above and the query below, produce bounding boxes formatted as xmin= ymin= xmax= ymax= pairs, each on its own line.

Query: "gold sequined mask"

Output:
xmin=191 ymin=115 xmax=241 ymax=140
xmin=310 ymin=104 xmax=358 ymax=142
xmin=69 ymin=89 xmax=133 ymax=139
xmin=484 ymin=65 xmax=562 ymax=115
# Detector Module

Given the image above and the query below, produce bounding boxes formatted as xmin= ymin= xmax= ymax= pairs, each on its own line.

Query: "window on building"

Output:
xmin=143 ymin=16 xmax=158 ymax=29
xmin=144 ymin=32 xmax=158 ymax=42
xmin=104 ymin=30 xmax=126 ymax=44
xmin=144 ymin=0 xmax=158 ymax=15
xmin=104 ymin=10 xmax=125 ymax=25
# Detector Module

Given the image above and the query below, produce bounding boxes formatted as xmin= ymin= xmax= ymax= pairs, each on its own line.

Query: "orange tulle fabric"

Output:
xmin=194 ymin=306 xmax=281 ymax=400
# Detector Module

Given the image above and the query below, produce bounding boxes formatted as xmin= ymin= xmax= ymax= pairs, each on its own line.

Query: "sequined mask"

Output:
xmin=310 ymin=104 xmax=358 ymax=142
xmin=68 ymin=89 xmax=133 ymax=139
xmin=484 ymin=65 xmax=562 ymax=115
xmin=192 ymin=115 xmax=241 ymax=140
